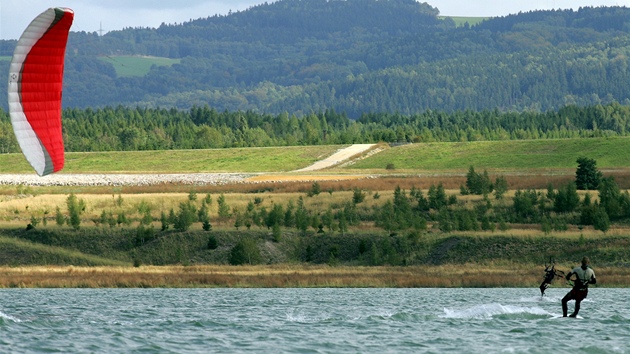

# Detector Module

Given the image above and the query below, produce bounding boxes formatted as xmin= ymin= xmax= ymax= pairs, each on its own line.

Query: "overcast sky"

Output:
xmin=1 ymin=0 xmax=628 ymax=40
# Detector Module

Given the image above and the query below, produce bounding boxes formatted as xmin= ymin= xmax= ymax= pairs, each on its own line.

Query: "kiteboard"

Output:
xmin=550 ymin=314 xmax=583 ymax=319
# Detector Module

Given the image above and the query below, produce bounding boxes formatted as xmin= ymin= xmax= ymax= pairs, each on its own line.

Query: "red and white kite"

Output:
xmin=8 ymin=7 xmax=74 ymax=176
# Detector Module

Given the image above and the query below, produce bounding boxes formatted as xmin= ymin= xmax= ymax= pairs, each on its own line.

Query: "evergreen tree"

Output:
xmin=592 ymin=204 xmax=610 ymax=233
xmin=55 ymin=206 xmax=65 ymax=226
xmin=494 ymin=176 xmax=508 ymax=200
xmin=217 ymin=194 xmax=230 ymax=219
xmin=553 ymin=182 xmax=580 ymax=213
xmin=598 ymin=176 xmax=623 ymax=220
xmin=174 ymin=201 xmax=196 ymax=231
xmin=66 ymin=193 xmax=83 ymax=230
xmin=575 ymin=157 xmax=603 ymax=190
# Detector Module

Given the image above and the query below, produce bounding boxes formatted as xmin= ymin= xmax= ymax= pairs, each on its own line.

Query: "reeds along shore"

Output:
xmin=1 ymin=265 xmax=629 ymax=288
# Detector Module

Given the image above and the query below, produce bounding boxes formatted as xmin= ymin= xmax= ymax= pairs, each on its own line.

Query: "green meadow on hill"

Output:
xmin=1 ymin=137 xmax=628 ymax=174
xmin=98 ymin=56 xmax=181 ymax=78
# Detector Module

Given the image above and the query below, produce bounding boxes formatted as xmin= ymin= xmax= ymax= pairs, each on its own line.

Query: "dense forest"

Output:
xmin=1 ymin=103 xmax=630 ymax=153
xmin=0 ymin=0 xmax=629 ymax=115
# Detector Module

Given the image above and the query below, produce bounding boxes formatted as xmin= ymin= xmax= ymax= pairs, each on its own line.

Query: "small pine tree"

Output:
xmin=592 ymin=205 xmax=610 ymax=233
xmin=217 ymin=194 xmax=230 ymax=219
xmin=207 ymin=234 xmax=218 ymax=249
xmin=307 ymin=182 xmax=321 ymax=197
xmin=494 ymin=176 xmax=508 ymax=199
xmin=174 ymin=201 xmax=196 ymax=231
xmin=141 ymin=209 xmax=153 ymax=226
xmin=352 ymin=188 xmax=366 ymax=204
xmin=203 ymin=219 xmax=212 ymax=231
xmin=188 ymin=190 xmax=197 ymax=201
xmin=575 ymin=157 xmax=603 ymax=190
xmin=66 ymin=193 xmax=82 ymax=230
xmin=197 ymin=202 xmax=209 ymax=222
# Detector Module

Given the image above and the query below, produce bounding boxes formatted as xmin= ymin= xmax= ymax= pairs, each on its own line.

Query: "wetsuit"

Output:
xmin=562 ymin=265 xmax=596 ymax=317
xmin=539 ymin=266 xmax=557 ymax=296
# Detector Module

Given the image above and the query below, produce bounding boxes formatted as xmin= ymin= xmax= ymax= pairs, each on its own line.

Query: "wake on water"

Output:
xmin=441 ymin=303 xmax=552 ymax=320
xmin=442 ymin=295 xmax=589 ymax=320
xmin=0 ymin=310 xmax=22 ymax=323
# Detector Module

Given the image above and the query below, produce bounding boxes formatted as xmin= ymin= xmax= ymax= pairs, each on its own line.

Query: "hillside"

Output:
xmin=0 ymin=1 xmax=628 ymax=115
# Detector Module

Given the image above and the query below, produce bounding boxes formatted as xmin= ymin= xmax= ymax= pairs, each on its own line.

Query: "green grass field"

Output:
xmin=0 ymin=145 xmax=341 ymax=173
xmin=440 ymin=16 xmax=488 ymax=27
xmin=344 ymin=137 xmax=630 ymax=172
xmin=98 ymin=55 xmax=181 ymax=77
xmin=2 ymin=137 xmax=629 ymax=174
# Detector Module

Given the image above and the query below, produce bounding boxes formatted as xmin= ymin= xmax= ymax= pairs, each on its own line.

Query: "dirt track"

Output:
xmin=294 ymin=144 xmax=376 ymax=172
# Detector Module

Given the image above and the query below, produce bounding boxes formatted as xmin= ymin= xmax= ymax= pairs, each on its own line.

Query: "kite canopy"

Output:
xmin=8 ymin=7 xmax=74 ymax=176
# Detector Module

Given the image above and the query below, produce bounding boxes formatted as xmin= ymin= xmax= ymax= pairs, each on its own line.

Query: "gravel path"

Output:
xmin=294 ymin=144 xmax=376 ymax=172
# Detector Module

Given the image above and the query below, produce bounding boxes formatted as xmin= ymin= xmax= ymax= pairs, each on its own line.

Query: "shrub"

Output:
xmin=352 ymin=188 xmax=366 ymax=204
xmin=188 ymin=191 xmax=197 ymax=201
xmin=307 ymin=182 xmax=321 ymax=197
xmin=207 ymin=234 xmax=218 ymax=250
xmin=229 ymin=237 xmax=261 ymax=265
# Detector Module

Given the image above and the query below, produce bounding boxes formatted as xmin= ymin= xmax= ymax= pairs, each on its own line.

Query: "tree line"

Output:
xmin=1 ymin=103 xmax=630 ymax=153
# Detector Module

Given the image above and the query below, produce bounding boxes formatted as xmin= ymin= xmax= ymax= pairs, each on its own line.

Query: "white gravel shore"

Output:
xmin=0 ymin=173 xmax=253 ymax=186
xmin=0 ymin=144 xmax=379 ymax=186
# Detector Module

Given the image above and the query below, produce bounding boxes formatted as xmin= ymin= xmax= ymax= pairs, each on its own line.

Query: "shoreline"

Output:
xmin=2 ymin=264 xmax=629 ymax=288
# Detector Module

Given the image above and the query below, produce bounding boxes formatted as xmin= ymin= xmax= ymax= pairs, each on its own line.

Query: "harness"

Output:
xmin=570 ymin=266 xmax=593 ymax=291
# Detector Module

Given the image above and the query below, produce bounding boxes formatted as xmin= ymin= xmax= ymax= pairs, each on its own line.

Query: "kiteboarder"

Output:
xmin=562 ymin=256 xmax=596 ymax=317
xmin=539 ymin=261 xmax=564 ymax=296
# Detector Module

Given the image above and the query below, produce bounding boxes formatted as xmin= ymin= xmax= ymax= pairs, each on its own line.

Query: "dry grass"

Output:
xmin=1 ymin=264 xmax=628 ymax=288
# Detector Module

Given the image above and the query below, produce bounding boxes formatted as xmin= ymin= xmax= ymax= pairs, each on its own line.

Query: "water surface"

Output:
xmin=1 ymin=288 xmax=627 ymax=353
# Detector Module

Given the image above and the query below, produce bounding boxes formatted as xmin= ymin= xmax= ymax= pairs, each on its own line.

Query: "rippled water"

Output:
xmin=0 ymin=288 xmax=628 ymax=353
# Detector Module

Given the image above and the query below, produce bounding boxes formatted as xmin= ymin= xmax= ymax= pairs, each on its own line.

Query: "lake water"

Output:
xmin=0 ymin=288 xmax=627 ymax=353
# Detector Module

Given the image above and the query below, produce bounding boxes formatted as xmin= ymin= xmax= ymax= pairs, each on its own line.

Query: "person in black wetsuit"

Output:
xmin=539 ymin=263 xmax=563 ymax=296
xmin=562 ymin=256 xmax=597 ymax=317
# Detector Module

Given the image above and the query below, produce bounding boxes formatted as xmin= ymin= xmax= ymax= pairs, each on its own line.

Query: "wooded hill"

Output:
xmin=0 ymin=0 xmax=629 ymax=116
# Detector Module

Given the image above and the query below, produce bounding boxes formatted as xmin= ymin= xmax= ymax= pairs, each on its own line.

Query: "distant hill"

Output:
xmin=0 ymin=0 xmax=628 ymax=116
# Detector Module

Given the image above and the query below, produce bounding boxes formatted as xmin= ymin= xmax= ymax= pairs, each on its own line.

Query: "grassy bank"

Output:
xmin=1 ymin=264 xmax=628 ymax=288
xmin=1 ymin=137 xmax=629 ymax=175
xmin=0 ymin=145 xmax=341 ymax=173
xmin=345 ymin=137 xmax=630 ymax=172
xmin=1 ymin=226 xmax=629 ymax=287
